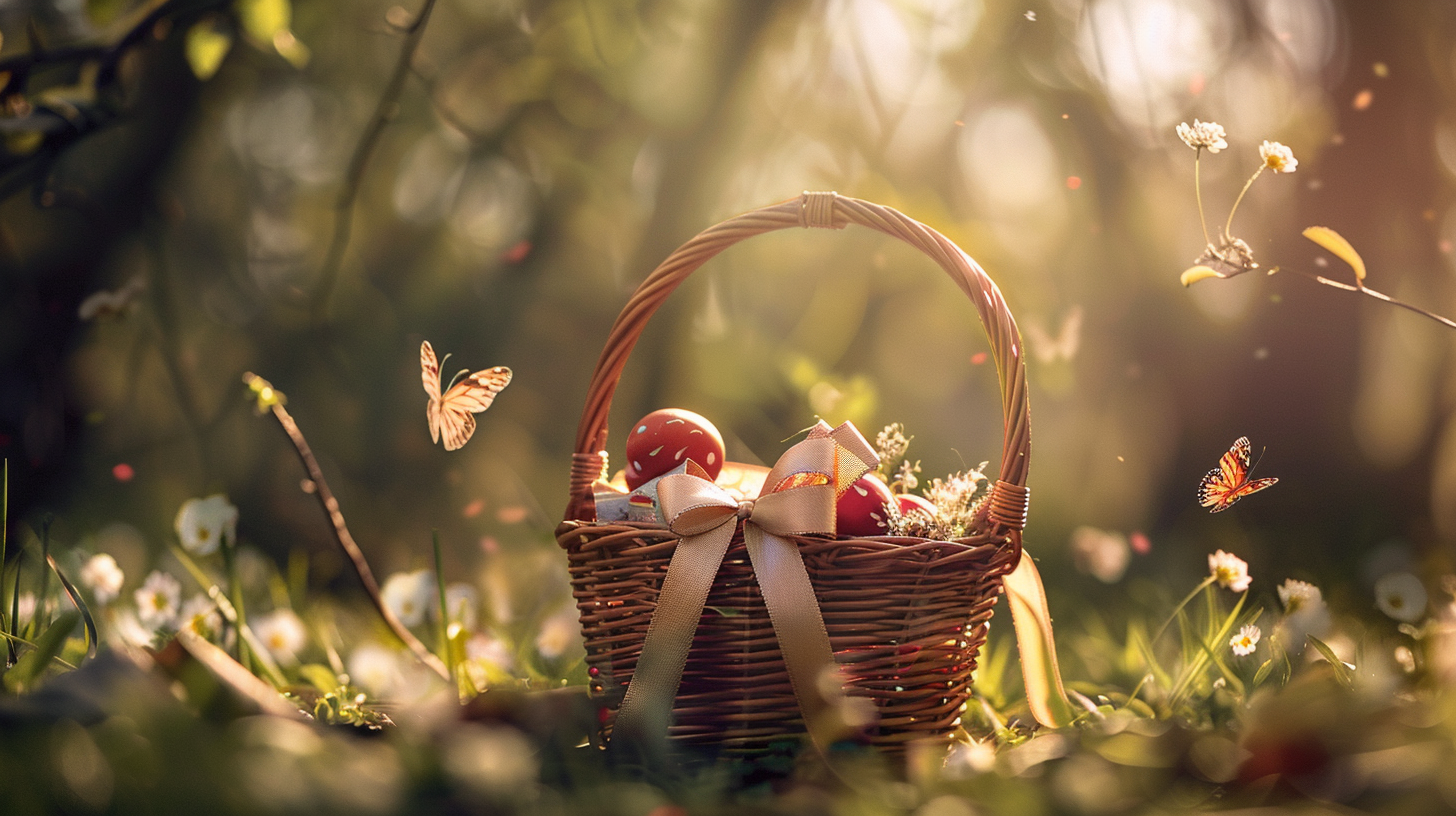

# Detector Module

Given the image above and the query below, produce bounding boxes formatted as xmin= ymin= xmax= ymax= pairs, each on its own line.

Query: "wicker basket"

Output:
xmin=556 ymin=192 xmax=1031 ymax=760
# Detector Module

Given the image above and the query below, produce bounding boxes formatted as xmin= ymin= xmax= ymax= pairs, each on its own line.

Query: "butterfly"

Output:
xmin=1025 ymin=305 xmax=1083 ymax=364
xmin=420 ymin=341 xmax=512 ymax=451
xmin=1198 ymin=436 xmax=1278 ymax=513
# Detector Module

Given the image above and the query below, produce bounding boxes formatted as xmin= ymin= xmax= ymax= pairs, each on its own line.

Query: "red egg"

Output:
xmin=897 ymin=493 xmax=937 ymax=518
xmin=836 ymin=474 xmax=896 ymax=537
xmin=624 ymin=409 xmax=726 ymax=489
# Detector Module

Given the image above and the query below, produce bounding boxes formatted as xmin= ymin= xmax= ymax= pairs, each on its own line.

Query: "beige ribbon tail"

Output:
xmin=611 ymin=521 xmax=736 ymax=753
xmin=745 ymin=526 xmax=853 ymax=755
xmin=1003 ymin=546 xmax=1076 ymax=728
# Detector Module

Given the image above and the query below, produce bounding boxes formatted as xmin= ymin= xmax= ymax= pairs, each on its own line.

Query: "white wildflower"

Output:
xmin=443 ymin=583 xmax=479 ymax=631
xmin=534 ymin=608 xmax=581 ymax=660
xmin=254 ymin=608 xmax=308 ymax=662
xmin=174 ymin=494 xmax=238 ymax=555
xmin=381 ymin=569 xmax=434 ymax=628
xmin=1274 ymin=578 xmax=1330 ymax=649
xmin=177 ymin=594 xmax=221 ymax=636
xmin=1375 ymin=572 xmax=1427 ymax=623
xmin=465 ymin=632 xmax=514 ymax=671
xmin=1259 ymin=140 xmax=1298 ymax=173
xmin=1069 ymin=527 xmax=1130 ymax=584
xmin=79 ymin=553 xmax=125 ymax=605
xmin=107 ymin=609 xmax=157 ymax=648
xmin=134 ymin=571 xmax=182 ymax=630
xmin=1208 ymin=549 xmax=1252 ymax=592
xmin=348 ymin=643 xmax=404 ymax=697
xmin=1230 ymin=624 xmax=1261 ymax=656
xmin=1177 ymin=119 xmax=1228 ymax=153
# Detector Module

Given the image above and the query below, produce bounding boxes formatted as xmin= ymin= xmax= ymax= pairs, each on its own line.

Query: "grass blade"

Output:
xmin=47 ymin=553 xmax=98 ymax=658
xmin=1 ymin=459 xmax=11 ymax=665
xmin=1307 ymin=635 xmax=1356 ymax=690
xmin=5 ymin=610 xmax=80 ymax=692
xmin=432 ymin=529 xmax=455 ymax=687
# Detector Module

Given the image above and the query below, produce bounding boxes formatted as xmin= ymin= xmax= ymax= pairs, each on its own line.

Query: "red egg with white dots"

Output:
xmin=624 ymin=409 xmax=726 ymax=489
xmin=835 ymin=473 xmax=896 ymax=537
xmin=897 ymin=493 xmax=937 ymax=518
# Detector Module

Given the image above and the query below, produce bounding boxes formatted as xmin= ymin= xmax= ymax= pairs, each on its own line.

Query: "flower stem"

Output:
xmin=170 ymin=544 xmax=287 ymax=687
xmin=431 ymin=529 xmax=457 ymax=692
xmin=1152 ymin=576 xmax=1216 ymax=646
xmin=1224 ymin=165 xmax=1265 ymax=243
xmin=220 ymin=531 xmax=252 ymax=673
xmin=1 ymin=459 xmax=11 ymax=666
xmin=1194 ymin=150 xmax=1212 ymax=248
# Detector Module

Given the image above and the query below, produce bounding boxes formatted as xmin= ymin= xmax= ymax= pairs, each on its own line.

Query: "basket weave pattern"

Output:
xmin=557 ymin=193 xmax=1031 ymax=756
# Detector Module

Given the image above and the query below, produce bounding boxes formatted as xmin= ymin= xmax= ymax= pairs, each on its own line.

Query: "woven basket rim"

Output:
xmin=561 ymin=192 xmax=1030 ymax=548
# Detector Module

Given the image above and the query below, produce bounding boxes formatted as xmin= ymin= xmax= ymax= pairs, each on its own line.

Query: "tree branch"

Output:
xmin=308 ymin=0 xmax=439 ymax=326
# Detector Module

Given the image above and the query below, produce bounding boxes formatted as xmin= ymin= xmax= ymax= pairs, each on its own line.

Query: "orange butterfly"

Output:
xmin=421 ymin=341 xmax=512 ymax=451
xmin=1198 ymin=436 xmax=1278 ymax=513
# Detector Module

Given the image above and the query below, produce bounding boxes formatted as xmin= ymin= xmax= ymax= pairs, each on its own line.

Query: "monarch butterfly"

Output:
xmin=1198 ymin=436 xmax=1278 ymax=513
xmin=421 ymin=341 xmax=511 ymax=451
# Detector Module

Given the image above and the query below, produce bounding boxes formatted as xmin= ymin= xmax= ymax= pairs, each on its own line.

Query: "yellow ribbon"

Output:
xmin=611 ymin=420 xmax=878 ymax=758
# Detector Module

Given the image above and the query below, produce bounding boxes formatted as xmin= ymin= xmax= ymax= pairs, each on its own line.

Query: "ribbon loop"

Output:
xmin=611 ymin=421 xmax=882 ymax=759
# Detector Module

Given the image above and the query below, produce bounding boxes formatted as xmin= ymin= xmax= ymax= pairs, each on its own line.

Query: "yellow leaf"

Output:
xmin=185 ymin=19 xmax=233 ymax=81
xmin=1003 ymin=550 xmax=1077 ymax=728
xmin=1303 ymin=226 xmax=1366 ymax=282
xmin=1180 ymin=265 xmax=1224 ymax=287
xmin=238 ymin=0 xmax=291 ymax=44
xmin=272 ymin=29 xmax=311 ymax=69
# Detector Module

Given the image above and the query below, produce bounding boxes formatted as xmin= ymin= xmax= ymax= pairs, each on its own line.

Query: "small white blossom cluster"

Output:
xmin=874 ymin=423 xmax=912 ymax=466
xmin=1259 ymin=140 xmax=1298 ymax=173
xmin=886 ymin=464 xmax=991 ymax=540
xmin=1176 ymin=119 xmax=1228 ymax=153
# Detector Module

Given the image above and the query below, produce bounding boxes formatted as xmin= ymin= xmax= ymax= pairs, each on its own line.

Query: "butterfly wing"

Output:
xmin=1199 ymin=437 xmax=1276 ymax=512
xmin=1225 ymin=476 xmax=1279 ymax=506
xmin=436 ymin=366 xmax=512 ymax=451
xmin=1197 ymin=466 xmax=1234 ymax=511
xmin=421 ymin=341 xmax=444 ymax=444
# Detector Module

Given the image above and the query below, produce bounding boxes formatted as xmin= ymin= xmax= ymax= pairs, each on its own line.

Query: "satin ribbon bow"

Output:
xmin=610 ymin=420 xmax=879 ymax=756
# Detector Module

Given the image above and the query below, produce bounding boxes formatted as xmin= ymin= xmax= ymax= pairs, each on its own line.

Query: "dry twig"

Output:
xmin=242 ymin=373 xmax=450 ymax=681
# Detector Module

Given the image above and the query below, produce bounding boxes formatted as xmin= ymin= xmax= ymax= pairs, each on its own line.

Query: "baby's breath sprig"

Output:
xmin=922 ymin=463 xmax=991 ymax=539
xmin=874 ymin=423 xmax=912 ymax=475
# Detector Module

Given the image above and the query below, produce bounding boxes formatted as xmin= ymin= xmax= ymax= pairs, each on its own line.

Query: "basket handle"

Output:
xmin=566 ymin=192 xmax=1031 ymax=537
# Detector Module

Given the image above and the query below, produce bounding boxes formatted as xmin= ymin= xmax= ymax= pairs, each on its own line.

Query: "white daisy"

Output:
xmin=381 ymin=569 xmax=434 ymax=628
xmin=79 ymin=553 xmax=125 ymax=605
xmin=135 ymin=571 xmax=182 ymax=630
xmin=1230 ymin=624 xmax=1261 ymax=656
xmin=1208 ymin=549 xmax=1252 ymax=592
xmin=253 ymin=608 xmax=308 ymax=662
xmin=1259 ymin=140 xmax=1298 ymax=173
xmin=174 ymin=494 xmax=238 ymax=555
xmin=1375 ymin=572 xmax=1427 ymax=623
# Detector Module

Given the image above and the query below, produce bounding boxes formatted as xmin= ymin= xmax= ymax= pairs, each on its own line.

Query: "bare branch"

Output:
xmin=309 ymin=0 xmax=440 ymax=326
